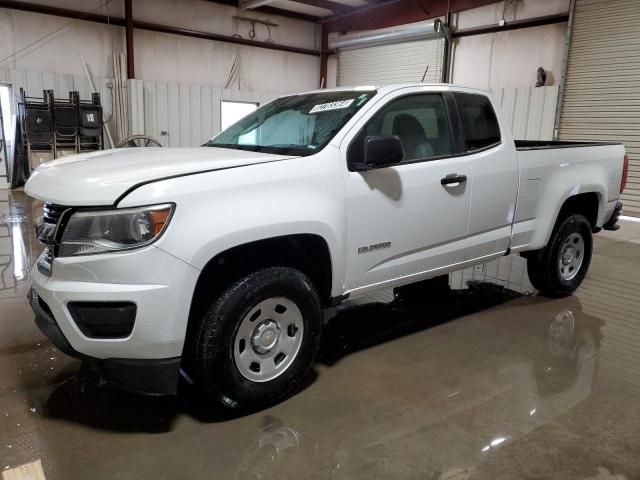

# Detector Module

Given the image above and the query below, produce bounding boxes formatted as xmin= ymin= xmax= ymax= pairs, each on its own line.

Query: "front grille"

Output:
xmin=36 ymin=203 xmax=71 ymax=276
xmin=43 ymin=203 xmax=66 ymax=224
xmin=36 ymin=203 xmax=70 ymax=244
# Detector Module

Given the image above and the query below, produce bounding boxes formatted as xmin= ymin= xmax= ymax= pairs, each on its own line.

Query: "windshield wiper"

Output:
xmin=207 ymin=143 xmax=311 ymax=156
xmin=207 ymin=143 xmax=260 ymax=152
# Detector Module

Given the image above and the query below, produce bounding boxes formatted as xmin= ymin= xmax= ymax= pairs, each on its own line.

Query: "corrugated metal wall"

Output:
xmin=129 ymin=79 xmax=285 ymax=147
xmin=498 ymin=85 xmax=559 ymax=140
xmin=0 ymin=68 xmax=292 ymax=148
xmin=451 ymin=85 xmax=558 ymax=291
xmin=559 ymin=0 xmax=640 ymax=215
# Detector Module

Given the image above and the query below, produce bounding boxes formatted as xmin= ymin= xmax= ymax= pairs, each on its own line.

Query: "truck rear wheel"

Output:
xmin=527 ymin=214 xmax=593 ymax=298
xmin=193 ymin=267 xmax=322 ymax=409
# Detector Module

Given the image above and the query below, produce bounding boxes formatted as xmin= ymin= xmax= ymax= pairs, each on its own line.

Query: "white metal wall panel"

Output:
xmin=128 ymin=79 xmax=145 ymax=139
xmin=143 ymin=81 xmax=157 ymax=142
xmin=559 ymin=0 xmax=640 ymax=214
xmin=0 ymin=68 xmax=291 ymax=151
xmin=189 ymin=87 xmax=201 ymax=147
xmin=498 ymin=86 xmax=558 ymax=140
xmin=167 ymin=83 xmax=180 ymax=147
xmin=200 ymin=86 xmax=213 ymax=147
xmin=128 ymin=79 xmax=288 ymax=147
xmin=337 ymin=39 xmax=444 ymax=86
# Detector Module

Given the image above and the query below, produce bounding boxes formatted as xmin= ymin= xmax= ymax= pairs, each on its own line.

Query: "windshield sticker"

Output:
xmin=356 ymin=95 xmax=369 ymax=107
xmin=309 ymin=99 xmax=354 ymax=114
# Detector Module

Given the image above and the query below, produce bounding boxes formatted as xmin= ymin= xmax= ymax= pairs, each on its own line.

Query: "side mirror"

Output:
xmin=353 ymin=135 xmax=404 ymax=171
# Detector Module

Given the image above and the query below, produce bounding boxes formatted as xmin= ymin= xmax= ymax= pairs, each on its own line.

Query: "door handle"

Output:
xmin=441 ymin=174 xmax=467 ymax=186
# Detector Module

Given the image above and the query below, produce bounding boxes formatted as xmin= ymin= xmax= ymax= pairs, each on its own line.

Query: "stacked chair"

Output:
xmin=16 ymin=88 xmax=104 ymax=177
xmin=22 ymin=89 xmax=54 ymax=171
xmin=53 ymin=91 xmax=80 ymax=158
xmin=78 ymin=93 xmax=104 ymax=152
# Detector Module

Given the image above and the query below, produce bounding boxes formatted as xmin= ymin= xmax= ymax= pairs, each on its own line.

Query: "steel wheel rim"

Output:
xmin=547 ymin=310 xmax=576 ymax=355
xmin=558 ymin=232 xmax=585 ymax=281
xmin=233 ymin=297 xmax=304 ymax=383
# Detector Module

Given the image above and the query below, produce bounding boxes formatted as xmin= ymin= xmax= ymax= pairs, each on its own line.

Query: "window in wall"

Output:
xmin=1 ymin=84 xmax=12 ymax=145
xmin=349 ymin=93 xmax=453 ymax=165
xmin=453 ymin=92 xmax=501 ymax=152
xmin=221 ymin=100 xmax=259 ymax=145
xmin=0 ymin=84 xmax=14 ymax=182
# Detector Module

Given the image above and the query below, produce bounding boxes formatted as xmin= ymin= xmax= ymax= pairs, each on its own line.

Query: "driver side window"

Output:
xmin=348 ymin=93 xmax=453 ymax=166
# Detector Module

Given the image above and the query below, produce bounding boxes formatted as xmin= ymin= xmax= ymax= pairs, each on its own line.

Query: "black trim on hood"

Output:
xmin=113 ymin=156 xmax=294 ymax=207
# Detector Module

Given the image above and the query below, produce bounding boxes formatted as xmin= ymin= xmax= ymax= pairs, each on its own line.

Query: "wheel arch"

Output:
xmin=556 ymin=192 xmax=601 ymax=231
xmin=543 ymin=191 xmax=603 ymax=250
xmin=182 ymin=233 xmax=334 ymax=366
xmin=523 ymin=191 xmax=601 ymax=259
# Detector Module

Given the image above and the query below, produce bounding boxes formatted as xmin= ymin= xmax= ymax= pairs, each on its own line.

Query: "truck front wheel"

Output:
xmin=526 ymin=214 xmax=593 ymax=297
xmin=193 ymin=267 xmax=322 ymax=409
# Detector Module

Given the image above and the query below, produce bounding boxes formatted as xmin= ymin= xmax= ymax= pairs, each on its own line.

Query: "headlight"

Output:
xmin=58 ymin=204 xmax=174 ymax=257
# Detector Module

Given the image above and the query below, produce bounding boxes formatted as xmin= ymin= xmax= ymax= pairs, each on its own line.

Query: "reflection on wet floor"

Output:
xmin=1 ymin=190 xmax=639 ymax=480
xmin=0 ymin=190 xmax=41 ymax=297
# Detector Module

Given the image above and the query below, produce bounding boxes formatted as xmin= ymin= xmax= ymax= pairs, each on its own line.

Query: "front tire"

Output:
xmin=527 ymin=214 xmax=593 ymax=297
xmin=193 ymin=267 xmax=322 ymax=409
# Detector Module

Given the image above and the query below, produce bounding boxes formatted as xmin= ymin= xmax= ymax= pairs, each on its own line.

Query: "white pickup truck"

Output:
xmin=25 ymin=83 xmax=627 ymax=407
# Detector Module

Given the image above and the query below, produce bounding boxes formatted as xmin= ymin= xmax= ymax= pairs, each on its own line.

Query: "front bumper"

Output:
xmin=28 ymin=244 xmax=200 ymax=395
xmin=29 ymin=288 xmax=182 ymax=395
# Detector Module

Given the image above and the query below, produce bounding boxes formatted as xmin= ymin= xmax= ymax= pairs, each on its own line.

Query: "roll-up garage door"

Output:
xmin=337 ymin=39 xmax=444 ymax=87
xmin=558 ymin=0 xmax=640 ymax=215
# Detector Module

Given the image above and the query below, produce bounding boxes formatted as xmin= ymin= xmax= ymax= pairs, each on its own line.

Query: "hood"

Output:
xmin=24 ymin=147 xmax=294 ymax=206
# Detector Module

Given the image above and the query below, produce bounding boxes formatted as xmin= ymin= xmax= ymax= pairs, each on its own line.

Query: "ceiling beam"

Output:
xmin=239 ymin=0 xmax=276 ymax=9
xmin=0 ymin=0 xmax=125 ymax=26
xmin=203 ymin=0 xmax=320 ymax=22
xmin=239 ymin=0 xmax=353 ymax=16
xmin=134 ymin=20 xmax=319 ymax=55
xmin=257 ymin=5 xmax=319 ymax=21
xmin=322 ymin=0 xmax=501 ymax=32
xmin=291 ymin=0 xmax=355 ymax=14
xmin=0 ymin=0 xmax=319 ymax=56
xmin=452 ymin=13 xmax=569 ymax=38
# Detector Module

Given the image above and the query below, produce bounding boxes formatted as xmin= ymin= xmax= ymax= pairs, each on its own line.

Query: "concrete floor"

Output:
xmin=1 ymin=189 xmax=640 ymax=480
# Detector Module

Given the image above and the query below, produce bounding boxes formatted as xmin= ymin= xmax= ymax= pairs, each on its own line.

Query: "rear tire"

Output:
xmin=527 ymin=214 xmax=593 ymax=297
xmin=193 ymin=267 xmax=322 ymax=409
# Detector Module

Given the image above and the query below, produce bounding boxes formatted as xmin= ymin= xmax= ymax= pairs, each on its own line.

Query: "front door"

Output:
xmin=342 ymin=91 xmax=472 ymax=294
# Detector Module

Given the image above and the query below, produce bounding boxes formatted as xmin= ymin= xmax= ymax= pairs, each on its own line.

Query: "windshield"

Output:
xmin=206 ymin=90 xmax=377 ymax=156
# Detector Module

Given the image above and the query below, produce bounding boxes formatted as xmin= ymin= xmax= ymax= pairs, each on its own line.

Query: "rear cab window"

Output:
xmin=453 ymin=92 xmax=501 ymax=152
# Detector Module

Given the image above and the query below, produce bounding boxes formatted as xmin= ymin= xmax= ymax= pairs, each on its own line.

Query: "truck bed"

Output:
xmin=515 ymin=140 xmax=622 ymax=151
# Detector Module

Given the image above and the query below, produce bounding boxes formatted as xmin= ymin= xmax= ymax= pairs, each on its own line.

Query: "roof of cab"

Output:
xmin=297 ymin=83 xmax=493 ymax=96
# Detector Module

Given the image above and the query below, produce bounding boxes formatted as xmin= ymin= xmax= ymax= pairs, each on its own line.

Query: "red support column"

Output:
xmin=319 ymin=25 xmax=329 ymax=88
xmin=125 ymin=0 xmax=135 ymax=79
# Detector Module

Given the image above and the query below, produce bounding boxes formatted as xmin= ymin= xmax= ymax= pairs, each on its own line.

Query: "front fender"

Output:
xmin=118 ymin=153 xmax=347 ymax=296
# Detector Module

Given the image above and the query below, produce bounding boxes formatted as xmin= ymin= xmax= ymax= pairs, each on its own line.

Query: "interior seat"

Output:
xmin=392 ymin=113 xmax=433 ymax=160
